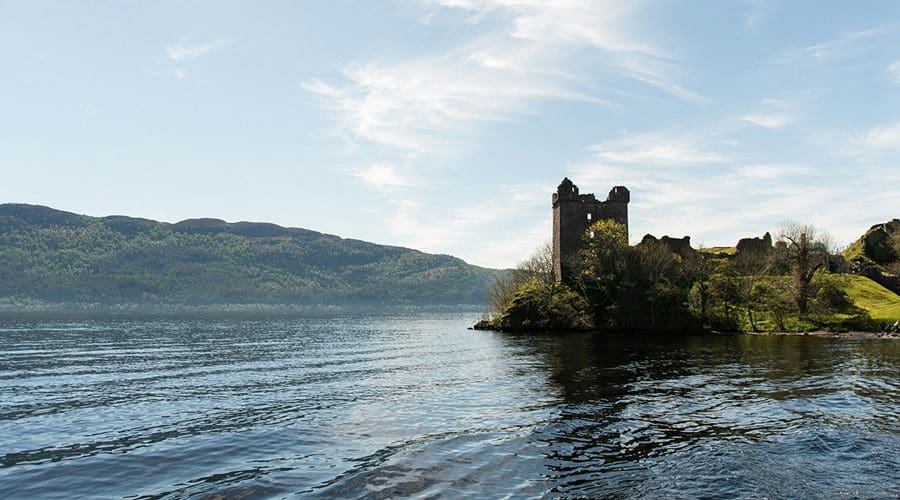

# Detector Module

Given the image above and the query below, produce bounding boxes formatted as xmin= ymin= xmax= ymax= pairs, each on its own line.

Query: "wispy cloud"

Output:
xmin=430 ymin=1 xmax=699 ymax=101
xmin=777 ymin=27 xmax=884 ymax=63
xmin=384 ymin=183 xmax=548 ymax=266
xmin=165 ymin=38 xmax=227 ymax=61
xmin=888 ymin=60 xmax=900 ymax=83
xmin=742 ymin=112 xmax=793 ymax=129
xmin=589 ymin=130 xmax=729 ymax=166
xmin=740 ymin=97 xmax=799 ymax=129
xmin=571 ymin=160 xmax=835 ymax=245
xmin=304 ymin=1 xmax=700 ymax=155
xmin=565 ymin=120 xmax=898 ymax=250
xmin=853 ymin=120 xmax=900 ymax=148
xmin=448 ymin=0 xmax=664 ymax=57
xmin=303 ymin=58 xmax=600 ymax=155
xmin=742 ymin=0 xmax=770 ymax=28
xmin=565 ymin=125 xmax=841 ymax=244
xmin=353 ymin=164 xmax=416 ymax=190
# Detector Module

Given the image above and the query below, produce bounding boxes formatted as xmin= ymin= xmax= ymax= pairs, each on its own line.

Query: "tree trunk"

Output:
xmin=795 ymin=233 xmax=810 ymax=314
xmin=747 ymin=301 xmax=757 ymax=332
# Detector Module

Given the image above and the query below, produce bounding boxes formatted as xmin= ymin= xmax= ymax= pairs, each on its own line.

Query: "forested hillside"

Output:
xmin=0 ymin=204 xmax=502 ymax=307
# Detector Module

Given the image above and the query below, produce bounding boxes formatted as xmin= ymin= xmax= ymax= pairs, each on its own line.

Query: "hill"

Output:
xmin=843 ymin=219 xmax=900 ymax=267
xmin=841 ymin=219 xmax=900 ymax=295
xmin=0 ymin=204 xmax=503 ymax=308
xmin=837 ymin=274 xmax=900 ymax=322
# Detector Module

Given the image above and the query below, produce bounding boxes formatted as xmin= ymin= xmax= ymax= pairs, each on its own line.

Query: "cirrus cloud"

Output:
xmin=304 ymin=0 xmax=700 ymax=156
xmin=165 ymin=38 xmax=227 ymax=61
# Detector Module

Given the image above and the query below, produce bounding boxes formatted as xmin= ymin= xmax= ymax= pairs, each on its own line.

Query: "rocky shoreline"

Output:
xmin=738 ymin=330 xmax=900 ymax=339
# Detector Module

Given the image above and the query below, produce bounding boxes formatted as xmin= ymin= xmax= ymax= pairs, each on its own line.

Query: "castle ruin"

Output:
xmin=552 ymin=178 xmax=629 ymax=283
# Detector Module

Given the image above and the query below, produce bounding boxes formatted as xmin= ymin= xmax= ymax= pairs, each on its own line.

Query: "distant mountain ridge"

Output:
xmin=0 ymin=204 xmax=503 ymax=307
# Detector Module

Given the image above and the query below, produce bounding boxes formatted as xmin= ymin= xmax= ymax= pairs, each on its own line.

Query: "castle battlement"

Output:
xmin=552 ymin=178 xmax=629 ymax=283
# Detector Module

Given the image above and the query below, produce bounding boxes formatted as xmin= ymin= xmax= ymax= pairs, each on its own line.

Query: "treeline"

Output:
xmin=480 ymin=220 xmax=899 ymax=333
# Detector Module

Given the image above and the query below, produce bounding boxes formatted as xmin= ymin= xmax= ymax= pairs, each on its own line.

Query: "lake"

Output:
xmin=1 ymin=312 xmax=898 ymax=498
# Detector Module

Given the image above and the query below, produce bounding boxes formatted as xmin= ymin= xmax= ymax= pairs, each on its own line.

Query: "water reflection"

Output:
xmin=0 ymin=314 xmax=898 ymax=498
xmin=500 ymin=332 xmax=900 ymax=498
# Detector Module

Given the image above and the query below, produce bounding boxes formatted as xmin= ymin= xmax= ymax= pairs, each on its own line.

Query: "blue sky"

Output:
xmin=1 ymin=1 xmax=899 ymax=268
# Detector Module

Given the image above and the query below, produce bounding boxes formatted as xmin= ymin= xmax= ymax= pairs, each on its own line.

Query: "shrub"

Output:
xmin=498 ymin=279 xmax=593 ymax=332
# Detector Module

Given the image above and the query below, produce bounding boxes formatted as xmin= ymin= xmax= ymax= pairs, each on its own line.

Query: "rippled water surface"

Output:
xmin=1 ymin=312 xmax=898 ymax=498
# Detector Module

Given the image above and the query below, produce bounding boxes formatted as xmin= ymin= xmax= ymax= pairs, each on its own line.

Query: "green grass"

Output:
xmin=737 ymin=273 xmax=899 ymax=332
xmin=841 ymin=239 xmax=872 ymax=265
xmin=834 ymin=274 xmax=900 ymax=321
xmin=701 ymin=246 xmax=736 ymax=255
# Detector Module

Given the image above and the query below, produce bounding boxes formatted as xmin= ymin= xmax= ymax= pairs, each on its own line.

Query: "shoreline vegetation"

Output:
xmin=475 ymin=220 xmax=900 ymax=335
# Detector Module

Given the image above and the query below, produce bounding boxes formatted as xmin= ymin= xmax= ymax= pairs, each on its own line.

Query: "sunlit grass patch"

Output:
xmin=830 ymin=274 xmax=900 ymax=322
xmin=701 ymin=246 xmax=736 ymax=255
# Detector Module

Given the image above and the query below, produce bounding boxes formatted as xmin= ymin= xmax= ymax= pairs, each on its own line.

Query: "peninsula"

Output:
xmin=477 ymin=178 xmax=900 ymax=334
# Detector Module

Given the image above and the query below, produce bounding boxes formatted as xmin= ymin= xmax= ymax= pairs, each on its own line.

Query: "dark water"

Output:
xmin=1 ymin=313 xmax=898 ymax=499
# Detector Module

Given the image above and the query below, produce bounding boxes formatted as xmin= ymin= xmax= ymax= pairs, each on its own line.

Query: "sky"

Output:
xmin=1 ymin=1 xmax=899 ymax=268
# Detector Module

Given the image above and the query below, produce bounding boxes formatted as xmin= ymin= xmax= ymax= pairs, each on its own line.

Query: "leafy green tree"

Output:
xmin=576 ymin=220 xmax=630 ymax=328
xmin=707 ymin=260 xmax=742 ymax=331
xmin=632 ymin=238 xmax=686 ymax=329
xmin=757 ymin=277 xmax=793 ymax=331
xmin=683 ymin=250 xmax=716 ymax=323
xmin=732 ymin=246 xmax=773 ymax=331
xmin=498 ymin=278 xmax=593 ymax=332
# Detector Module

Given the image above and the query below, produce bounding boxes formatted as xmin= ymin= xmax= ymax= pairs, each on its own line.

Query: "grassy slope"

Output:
xmin=701 ymin=246 xmax=736 ymax=255
xmin=744 ymin=274 xmax=898 ymax=332
xmin=841 ymin=239 xmax=872 ymax=266
xmin=837 ymin=274 xmax=900 ymax=321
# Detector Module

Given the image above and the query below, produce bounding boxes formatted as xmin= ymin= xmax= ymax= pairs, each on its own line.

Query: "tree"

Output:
xmin=732 ymin=245 xmax=773 ymax=331
xmin=777 ymin=222 xmax=833 ymax=315
xmin=576 ymin=220 xmax=630 ymax=327
xmin=486 ymin=242 xmax=554 ymax=317
xmin=684 ymin=249 xmax=716 ymax=323
xmin=517 ymin=241 xmax=554 ymax=285
xmin=633 ymin=238 xmax=682 ymax=328
xmin=707 ymin=260 xmax=742 ymax=330
xmin=486 ymin=271 xmax=521 ymax=318
xmin=497 ymin=278 xmax=593 ymax=332
xmin=758 ymin=277 xmax=793 ymax=331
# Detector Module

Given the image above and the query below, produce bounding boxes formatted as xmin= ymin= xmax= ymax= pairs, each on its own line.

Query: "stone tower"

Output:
xmin=552 ymin=178 xmax=629 ymax=283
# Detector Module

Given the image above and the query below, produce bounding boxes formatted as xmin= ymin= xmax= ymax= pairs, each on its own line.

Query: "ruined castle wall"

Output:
xmin=552 ymin=202 xmax=563 ymax=282
xmin=595 ymin=202 xmax=628 ymax=229
xmin=552 ymin=179 xmax=630 ymax=283
xmin=553 ymin=199 xmax=593 ymax=282
xmin=736 ymin=232 xmax=773 ymax=255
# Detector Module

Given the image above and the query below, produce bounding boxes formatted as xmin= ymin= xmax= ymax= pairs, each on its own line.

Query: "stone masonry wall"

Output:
xmin=552 ymin=178 xmax=629 ymax=283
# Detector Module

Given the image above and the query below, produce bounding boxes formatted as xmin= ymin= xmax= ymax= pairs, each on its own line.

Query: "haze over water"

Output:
xmin=1 ymin=313 xmax=898 ymax=498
